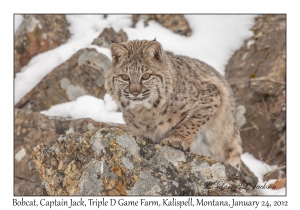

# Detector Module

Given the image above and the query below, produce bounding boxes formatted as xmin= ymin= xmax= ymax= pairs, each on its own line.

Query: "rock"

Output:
xmin=33 ymin=187 xmax=48 ymax=196
xmin=28 ymin=127 xmax=256 ymax=196
xmin=15 ymin=48 xmax=112 ymax=112
xmin=14 ymin=108 xmax=126 ymax=195
xmin=132 ymin=14 xmax=192 ymax=37
xmin=225 ymin=15 xmax=286 ymax=166
xmin=263 ymin=165 xmax=286 ymax=182
xmin=240 ymin=161 xmax=258 ymax=191
xmin=14 ymin=15 xmax=70 ymax=76
xmin=14 ymin=177 xmax=42 ymax=196
xmin=92 ymin=27 xmax=128 ymax=47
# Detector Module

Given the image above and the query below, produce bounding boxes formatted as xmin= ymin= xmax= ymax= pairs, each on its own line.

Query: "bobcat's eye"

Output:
xmin=142 ymin=73 xmax=150 ymax=80
xmin=121 ymin=74 xmax=130 ymax=81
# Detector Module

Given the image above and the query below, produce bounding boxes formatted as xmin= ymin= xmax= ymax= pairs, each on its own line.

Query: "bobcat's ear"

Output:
xmin=110 ymin=43 xmax=128 ymax=64
xmin=143 ymin=40 xmax=163 ymax=62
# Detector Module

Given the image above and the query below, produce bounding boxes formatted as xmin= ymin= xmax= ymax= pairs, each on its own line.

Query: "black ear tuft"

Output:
xmin=153 ymin=37 xmax=156 ymax=41
xmin=153 ymin=50 xmax=160 ymax=61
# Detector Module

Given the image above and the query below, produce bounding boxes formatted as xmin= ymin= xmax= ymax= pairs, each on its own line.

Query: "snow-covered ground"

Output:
xmin=14 ymin=14 xmax=285 ymax=195
xmin=40 ymin=94 xmax=125 ymax=124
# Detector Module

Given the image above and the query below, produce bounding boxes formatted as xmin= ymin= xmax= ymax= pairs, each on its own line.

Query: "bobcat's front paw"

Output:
xmin=160 ymin=136 xmax=190 ymax=151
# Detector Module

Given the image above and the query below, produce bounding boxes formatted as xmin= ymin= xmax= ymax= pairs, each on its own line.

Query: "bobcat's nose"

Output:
xmin=131 ymin=91 xmax=140 ymax=97
xmin=129 ymin=85 xmax=141 ymax=97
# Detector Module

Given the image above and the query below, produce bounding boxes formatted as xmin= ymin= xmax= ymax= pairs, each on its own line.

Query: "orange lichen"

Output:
xmin=116 ymin=180 xmax=127 ymax=195
xmin=107 ymin=189 xmax=121 ymax=195
xmin=200 ymin=156 xmax=217 ymax=164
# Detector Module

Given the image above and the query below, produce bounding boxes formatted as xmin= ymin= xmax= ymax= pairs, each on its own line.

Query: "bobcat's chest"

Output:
xmin=123 ymin=108 xmax=172 ymax=143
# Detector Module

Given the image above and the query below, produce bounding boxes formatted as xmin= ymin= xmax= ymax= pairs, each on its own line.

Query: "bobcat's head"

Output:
xmin=105 ymin=39 xmax=174 ymax=110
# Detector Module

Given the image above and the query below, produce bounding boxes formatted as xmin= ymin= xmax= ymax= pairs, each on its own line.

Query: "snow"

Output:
xmin=14 ymin=148 xmax=26 ymax=162
xmin=40 ymin=94 xmax=125 ymax=124
xmin=14 ymin=15 xmax=24 ymax=33
xmin=14 ymin=14 xmax=286 ymax=195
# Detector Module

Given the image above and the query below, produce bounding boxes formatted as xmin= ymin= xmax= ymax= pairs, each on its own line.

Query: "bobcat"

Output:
xmin=105 ymin=39 xmax=242 ymax=170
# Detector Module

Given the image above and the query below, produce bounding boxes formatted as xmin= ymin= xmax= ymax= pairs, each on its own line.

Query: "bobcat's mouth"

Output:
xmin=123 ymin=89 xmax=151 ymax=101
xmin=132 ymin=97 xmax=148 ymax=101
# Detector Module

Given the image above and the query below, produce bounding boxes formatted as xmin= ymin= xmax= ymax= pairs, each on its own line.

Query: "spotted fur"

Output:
xmin=105 ymin=40 xmax=242 ymax=170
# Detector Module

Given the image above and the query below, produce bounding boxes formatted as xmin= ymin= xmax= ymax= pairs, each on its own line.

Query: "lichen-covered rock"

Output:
xmin=92 ymin=27 xmax=128 ymax=48
xmin=132 ymin=14 xmax=192 ymax=37
xmin=240 ymin=161 xmax=258 ymax=190
xmin=225 ymin=15 xmax=286 ymax=167
xmin=14 ymin=15 xmax=70 ymax=76
xmin=14 ymin=108 xmax=126 ymax=195
xmin=28 ymin=128 xmax=256 ymax=196
xmin=15 ymin=48 xmax=112 ymax=112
